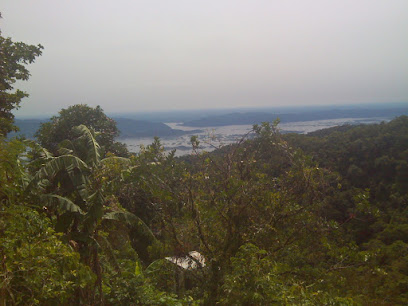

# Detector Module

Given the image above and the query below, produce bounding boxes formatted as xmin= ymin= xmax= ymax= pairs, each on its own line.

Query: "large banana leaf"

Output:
xmin=65 ymin=168 xmax=88 ymax=200
xmin=103 ymin=211 xmax=157 ymax=245
xmin=26 ymin=154 xmax=89 ymax=198
xmin=32 ymin=154 xmax=89 ymax=178
xmin=25 ymin=139 xmax=53 ymax=160
xmin=41 ymin=194 xmax=83 ymax=213
xmin=73 ymin=125 xmax=101 ymax=167
xmin=82 ymin=190 xmax=105 ymax=236
xmin=58 ymin=139 xmax=75 ymax=156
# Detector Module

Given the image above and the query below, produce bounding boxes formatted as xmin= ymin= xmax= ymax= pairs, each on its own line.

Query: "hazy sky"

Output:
xmin=2 ymin=0 xmax=408 ymax=116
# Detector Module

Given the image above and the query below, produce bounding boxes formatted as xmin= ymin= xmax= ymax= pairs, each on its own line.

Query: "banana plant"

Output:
xmin=25 ymin=125 xmax=156 ymax=303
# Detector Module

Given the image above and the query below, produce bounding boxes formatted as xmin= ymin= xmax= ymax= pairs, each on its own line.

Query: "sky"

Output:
xmin=2 ymin=0 xmax=408 ymax=117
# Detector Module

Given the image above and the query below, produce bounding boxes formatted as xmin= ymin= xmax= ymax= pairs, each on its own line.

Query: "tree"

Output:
xmin=0 ymin=204 xmax=94 ymax=305
xmin=124 ymin=123 xmax=343 ymax=303
xmin=27 ymin=125 xmax=152 ymax=303
xmin=35 ymin=104 xmax=128 ymax=156
xmin=0 ymin=138 xmax=95 ymax=305
xmin=0 ymin=13 xmax=43 ymax=136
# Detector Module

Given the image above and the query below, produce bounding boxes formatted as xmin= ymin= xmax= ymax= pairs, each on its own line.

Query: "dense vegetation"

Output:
xmin=1 ymin=24 xmax=408 ymax=305
xmin=1 ymin=115 xmax=408 ymax=304
xmin=35 ymin=105 xmax=129 ymax=157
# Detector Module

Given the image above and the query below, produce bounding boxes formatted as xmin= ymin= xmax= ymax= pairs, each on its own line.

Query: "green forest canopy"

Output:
xmin=1 ymin=115 xmax=408 ymax=304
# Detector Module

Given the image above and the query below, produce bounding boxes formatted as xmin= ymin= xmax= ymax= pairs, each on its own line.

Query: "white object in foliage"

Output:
xmin=165 ymin=251 xmax=206 ymax=270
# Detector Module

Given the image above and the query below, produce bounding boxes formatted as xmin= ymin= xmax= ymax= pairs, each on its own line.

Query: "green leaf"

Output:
xmin=103 ymin=211 xmax=157 ymax=244
xmin=73 ymin=125 xmax=101 ymax=167
xmin=41 ymin=194 xmax=83 ymax=213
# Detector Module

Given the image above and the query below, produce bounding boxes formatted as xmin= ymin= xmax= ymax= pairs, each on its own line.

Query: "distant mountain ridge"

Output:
xmin=114 ymin=118 xmax=201 ymax=138
xmin=9 ymin=105 xmax=408 ymax=139
xmin=9 ymin=118 xmax=201 ymax=139
xmin=180 ymin=107 xmax=408 ymax=127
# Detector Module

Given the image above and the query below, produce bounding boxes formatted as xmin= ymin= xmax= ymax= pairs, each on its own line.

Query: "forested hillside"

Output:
xmin=1 ymin=116 xmax=408 ymax=305
xmin=10 ymin=117 xmax=202 ymax=140
xmin=181 ymin=108 xmax=408 ymax=127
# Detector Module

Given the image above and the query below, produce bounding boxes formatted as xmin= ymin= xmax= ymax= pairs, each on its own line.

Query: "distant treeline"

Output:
xmin=181 ymin=106 xmax=408 ymax=127
xmin=10 ymin=117 xmax=201 ymax=139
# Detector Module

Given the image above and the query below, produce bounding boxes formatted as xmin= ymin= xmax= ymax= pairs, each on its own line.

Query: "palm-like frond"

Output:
xmin=58 ymin=147 xmax=73 ymax=155
xmin=26 ymin=154 xmax=90 ymax=199
xmin=73 ymin=125 xmax=101 ymax=167
xmin=82 ymin=190 xmax=105 ymax=235
xmin=34 ymin=154 xmax=89 ymax=178
xmin=58 ymin=139 xmax=75 ymax=155
xmin=41 ymin=194 xmax=83 ymax=213
xmin=103 ymin=211 xmax=157 ymax=244
xmin=25 ymin=139 xmax=53 ymax=160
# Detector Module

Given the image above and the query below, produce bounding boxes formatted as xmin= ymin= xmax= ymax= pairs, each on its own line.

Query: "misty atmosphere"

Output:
xmin=1 ymin=1 xmax=408 ymax=305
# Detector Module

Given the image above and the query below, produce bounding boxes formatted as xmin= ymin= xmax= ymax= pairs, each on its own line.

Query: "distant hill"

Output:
xmin=9 ymin=118 xmax=201 ymax=139
xmin=114 ymin=118 xmax=201 ymax=138
xmin=9 ymin=105 xmax=408 ymax=139
xmin=181 ymin=107 xmax=408 ymax=127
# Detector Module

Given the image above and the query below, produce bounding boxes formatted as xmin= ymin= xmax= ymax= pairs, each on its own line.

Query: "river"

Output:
xmin=121 ymin=117 xmax=389 ymax=156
